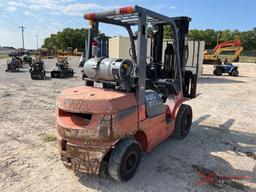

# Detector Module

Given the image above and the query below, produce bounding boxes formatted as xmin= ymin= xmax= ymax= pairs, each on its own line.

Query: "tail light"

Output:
xmin=119 ymin=6 xmax=134 ymax=14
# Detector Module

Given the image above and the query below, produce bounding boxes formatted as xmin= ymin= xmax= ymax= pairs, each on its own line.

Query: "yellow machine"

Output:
xmin=73 ymin=48 xmax=83 ymax=56
xmin=57 ymin=47 xmax=73 ymax=56
xmin=203 ymin=40 xmax=243 ymax=64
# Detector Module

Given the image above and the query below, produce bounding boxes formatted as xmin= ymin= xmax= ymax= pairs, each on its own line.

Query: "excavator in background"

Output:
xmin=203 ymin=40 xmax=243 ymax=64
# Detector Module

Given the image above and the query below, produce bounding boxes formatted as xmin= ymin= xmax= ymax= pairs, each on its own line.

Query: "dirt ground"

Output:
xmin=0 ymin=57 xmax=255 ymax=192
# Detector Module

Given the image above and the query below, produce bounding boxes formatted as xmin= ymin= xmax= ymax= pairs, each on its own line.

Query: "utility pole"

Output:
xmin=36 ymin=35 xmax=39 ymax=49
xmin=18 ymin=26 xmax=25 ymax=49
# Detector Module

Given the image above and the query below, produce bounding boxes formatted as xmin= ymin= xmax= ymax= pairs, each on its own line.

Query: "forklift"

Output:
xmin=56 ymin=5 xmax=199 ymax=181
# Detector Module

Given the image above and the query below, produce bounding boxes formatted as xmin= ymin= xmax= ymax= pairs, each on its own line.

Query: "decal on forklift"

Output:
xmin=62 ymin=99 xmax=88 ymax=111
xmin=145 ymin=92 xmax=162 ymax=108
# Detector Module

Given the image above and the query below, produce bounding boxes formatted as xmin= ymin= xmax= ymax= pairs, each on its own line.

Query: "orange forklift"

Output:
xmin=56 ymin=5 xmax=199 ymax=181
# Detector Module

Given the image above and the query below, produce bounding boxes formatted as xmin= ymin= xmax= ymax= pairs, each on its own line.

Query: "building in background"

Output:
xmin=108 ymin=36 xmax=205 ymax=77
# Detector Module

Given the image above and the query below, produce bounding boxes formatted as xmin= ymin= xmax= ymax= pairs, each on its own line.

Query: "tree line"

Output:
xmin=43 ymin=28 xmax=106 ymax=50
xmin=43 ymin=27 xmax=256 ymax=51
xmin=188 ymin=28 xmax=256 ymax=50
xmin=43 ymin=28 xmax=89 ymax=50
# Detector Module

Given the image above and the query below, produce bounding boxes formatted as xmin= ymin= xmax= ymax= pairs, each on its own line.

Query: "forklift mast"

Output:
xmin=175 ymin=17 xmax=198 ymax=98
xmin=148 ymin=17 xmax=197 ymax=98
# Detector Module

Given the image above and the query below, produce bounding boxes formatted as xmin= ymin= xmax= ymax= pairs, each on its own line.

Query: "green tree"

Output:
xmin=43 ymin=28 xmax=106 ymax=50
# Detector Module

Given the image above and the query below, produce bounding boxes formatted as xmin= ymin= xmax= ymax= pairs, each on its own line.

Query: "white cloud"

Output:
xmin=5 ymin=6 xmax=17 ymax=12
xmin=24 ymin=11 xmax=32 ymax=16
xmin=51 ymin=22 xmax=61 ymax=26
xmin=49 ymin=11 xmax=62 ymax=16
xmin=2 ymin=0 xmax=120 ymax=17
xmin=8 ymin=1 xmax=24 ymax=7
xmin=62 ymin=3 xmax=106 ymax=16
xmin=37 ymin=17 xmax=45 ymax=22
xmin=170 ymin=6 xmax=176 ymax=9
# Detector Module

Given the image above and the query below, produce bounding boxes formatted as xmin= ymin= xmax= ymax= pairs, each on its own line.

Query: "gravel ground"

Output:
xmin=0 ymin=57 xmax=255 ymax=192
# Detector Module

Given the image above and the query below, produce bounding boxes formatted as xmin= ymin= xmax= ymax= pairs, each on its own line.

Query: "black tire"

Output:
xmin=108 ymin=138 xmax=142 ymax=182
xmin=31 ymin=75 xmax=35 ymax=80
xmin=172 ymin=104 xmax=192 ymax=140
xmin=51 ymin=72 xmax=60 ymax=78
xmin=213 ymin=68 xmax=222 ymax=76
xmin=232 ymin=70 xmax=239 ymax=77
xmin=41 ymin=73 xmax=45 ymax=79
xmin=86 ymin=80 xmax=94 ymax=86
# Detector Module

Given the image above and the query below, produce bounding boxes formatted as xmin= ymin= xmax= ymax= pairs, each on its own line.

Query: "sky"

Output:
xmin=0 ymin=0 xmax=255 ymax=49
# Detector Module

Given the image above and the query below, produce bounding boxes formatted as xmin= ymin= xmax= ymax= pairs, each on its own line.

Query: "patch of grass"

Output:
xmin=0 ymin=55 xmax=9 ymax=60
xmin=43 ymin=133 xmax=56 ymax=142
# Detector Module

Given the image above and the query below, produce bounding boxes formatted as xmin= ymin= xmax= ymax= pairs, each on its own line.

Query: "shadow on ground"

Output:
xmin=199 ymin=76 xmax=245 ymax=84
xmin=75 ymin=115 xmax=256 ymax=192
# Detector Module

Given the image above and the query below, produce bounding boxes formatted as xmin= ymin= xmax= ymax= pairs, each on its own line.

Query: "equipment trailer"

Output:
xmin=56 ymin=5 xmax=199 ymax=181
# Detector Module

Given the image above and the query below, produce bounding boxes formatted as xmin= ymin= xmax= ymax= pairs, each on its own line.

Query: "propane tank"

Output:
xmin=83 ymin=58 xmax=133 ymax=82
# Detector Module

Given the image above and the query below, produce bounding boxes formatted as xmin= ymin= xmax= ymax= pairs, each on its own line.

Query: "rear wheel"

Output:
xmin=172 ymin=104 xmax=192 ymax=139
xmin=108 ymin=138 xmax=141 ymax=182
xmin=213 ymin=68 xmax=222 ymax=76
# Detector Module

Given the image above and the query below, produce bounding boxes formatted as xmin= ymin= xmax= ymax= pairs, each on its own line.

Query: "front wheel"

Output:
xmin=172 ymin=104 xmax=192 ymax=140
xmin=232 ymin=70 xmax=239 ymax=77
xmin=108 ymin=138 xmax=141 ymax=182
